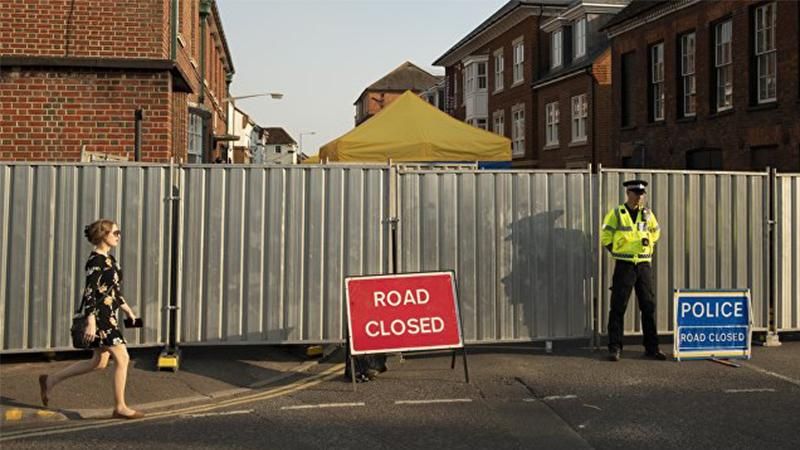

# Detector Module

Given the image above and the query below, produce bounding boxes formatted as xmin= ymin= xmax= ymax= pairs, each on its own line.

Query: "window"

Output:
xmin=477 ymin=62 xmax=487 ymax=90
xmin=476 ymin=118 xmax=487 ymax=130
xmin=552 ymin=30 xmax=562 ymax=68
xmin=621 ymin=51 xmax=634 ymax=127
xmin=750 ymin=145 xmax=777 ymax=170
xmin=494 ymin=50 xmax=504 ymax=92
xmin=513 ymin=39 xmax=524 ymax=84
xmin=650 ymin=43 xmax=664 ymax=121
xmin=187 ymin=113 xmax=204 ymax=163
xmin=545 ymin=102 xmax=559 ymax=146
xmin=571 ymin=95 xmax=587 ymax=142
xmin=680 ymin=32 xmax=696 ymax=116
xmin=573 ymin=18 xmax=586 ymax=59
xmin=511 ymin=105 xmax=525 ymax=156
xmin=686 ymin=148 xmax=723 ymax=169
xmin=715 ymin=20 xmax=733 ymax=111
xmin=755 ymin=3 xmax=777 ymax=103
xmin=275 ymin=145 xmax=282 ymax=153
xmin=464 ymin=65 xmax=472 ymax=96
xmin=493 ymin=110 xmax=505 ymax=135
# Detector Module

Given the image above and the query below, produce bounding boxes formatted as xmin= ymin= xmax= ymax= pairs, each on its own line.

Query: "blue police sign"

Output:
xmin=673 ymin=290 xmax=752 ymax=361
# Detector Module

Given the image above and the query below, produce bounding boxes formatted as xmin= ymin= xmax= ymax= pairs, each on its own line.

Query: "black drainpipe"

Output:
xmin=198 ymin=0 xmax=211 ymax=104
xmin=134 ymin=107 xmax=143 ymax=161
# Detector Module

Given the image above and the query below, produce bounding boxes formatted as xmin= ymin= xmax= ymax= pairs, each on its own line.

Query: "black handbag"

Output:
xmin=70 ymin=298 xmax=90 ymax=349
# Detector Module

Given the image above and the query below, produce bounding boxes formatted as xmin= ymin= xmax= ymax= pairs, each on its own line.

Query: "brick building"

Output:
xmin=605 ymin=0 xmax=800 ymax=170
xmin=533 ymin=1 xmax=628 ymax=169
xmin=0 ymin=0 xmax=234 ymax=163
xmin=354 ymin=61 xmax=442 ymax=126
xmin=433 ymin=0 xmax=573 ymax=168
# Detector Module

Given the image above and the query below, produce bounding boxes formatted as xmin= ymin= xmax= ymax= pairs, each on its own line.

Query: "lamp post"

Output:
xmin=299 ymin=131 xmax=316 ymax=155
xmin=222 ymin=92 xmax=284 ymax=163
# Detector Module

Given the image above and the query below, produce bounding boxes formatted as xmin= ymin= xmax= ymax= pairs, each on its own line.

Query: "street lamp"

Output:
xmin=298 ymin=131 xmax=316 ymax=155
xmin=223 ymin=92 xmax=284 ymax=102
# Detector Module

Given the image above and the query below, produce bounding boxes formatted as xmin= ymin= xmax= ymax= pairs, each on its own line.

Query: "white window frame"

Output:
xmin=755 ymin=2 xmax=777 ymax=103
xmin=493 ymin=110 xmax=505 ymax=136
xmin=651 ymin=42 xmax=664 ymax=121
xmin=513 ymin=38 xmax=525 ymax=84
xmin=511 ymin=105 xmax=525 ymax=157
xmin=476 ymin=118 xmax=488 ymax=131
xmin=571 ymin=94 xmax=587 ymax=143
xmin=552 ymin=29 xmax=562 ymax=69
xmin=715 ymin=20 xmax=733 ymax=111
xmin=188 ymin=113 xmax=204 ymax=163
xmin=545 ymin=101 xmax=559 ymax=146
xmin=494 ymin=49 xmax=504 ymax=92
xmin=681 ymin=32 xmax=696 ymax=117
xmin=573 ymin=18 xmax=586 ymax=59
xmin=477 ymin=62 xmax=487 ymax=91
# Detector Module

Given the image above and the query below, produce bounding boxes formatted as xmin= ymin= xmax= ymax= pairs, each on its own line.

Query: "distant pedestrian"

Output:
xmin=601 ymin=180 xmax=667 ymax=362
xmin=39 ymin=219 xmax=144 ymax=419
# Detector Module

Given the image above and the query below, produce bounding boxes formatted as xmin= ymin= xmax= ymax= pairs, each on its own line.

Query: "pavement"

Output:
xmin=0 ymin=345 xmax=327 ymax=424
xmin=1 ymin=335 xmax=799 ymax=449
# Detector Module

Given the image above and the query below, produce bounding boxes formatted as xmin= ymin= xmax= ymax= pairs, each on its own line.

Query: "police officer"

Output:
xmin=601 ymin=180 xmax=666 ymax=361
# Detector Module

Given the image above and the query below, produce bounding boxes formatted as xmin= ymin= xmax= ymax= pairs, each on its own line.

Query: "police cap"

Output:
xmin=623 ymin=179 xmax=647 ymax=193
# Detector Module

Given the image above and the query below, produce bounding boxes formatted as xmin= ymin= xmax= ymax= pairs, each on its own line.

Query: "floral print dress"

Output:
xmin=82 ymin=251 xmax=127 ymax=347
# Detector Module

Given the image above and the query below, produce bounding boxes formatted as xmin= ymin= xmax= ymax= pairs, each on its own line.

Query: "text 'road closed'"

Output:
xmin=346 ymin=273 xmax=463 ymax=355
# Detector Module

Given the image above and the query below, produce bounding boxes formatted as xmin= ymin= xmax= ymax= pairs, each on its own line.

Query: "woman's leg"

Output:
xmin=46 ymin=349 xmax=107 ymax=392
xmin=107 ymin=344 xmax=135 ymax=414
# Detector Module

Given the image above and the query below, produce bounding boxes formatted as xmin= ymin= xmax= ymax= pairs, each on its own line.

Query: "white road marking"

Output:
xmin=724 ymin=388 xmax=777 ymax=393
xmin=542 ymin=395 xmax=579 ymax=401
xmin=742 ymin=363 xmax=800 ymax=388
xmin=183 ymin=410 xmax=253 ymax=418
xmin=582 ymin=404 xmax=602 ymax=411
xmin=281 ymin=402 xmax=365 ymax=410
xmin=394 ymin=398 xmax=473 ymax=405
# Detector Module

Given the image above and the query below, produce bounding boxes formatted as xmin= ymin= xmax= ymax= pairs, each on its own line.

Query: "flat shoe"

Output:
xmin=38 ymin=374 xmax=48 ymax=407
xmin=112 ymin=410 xmax=145 ymax=420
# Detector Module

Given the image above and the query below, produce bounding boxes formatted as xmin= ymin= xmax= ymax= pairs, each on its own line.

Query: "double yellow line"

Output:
xmin=0 ymin=363 xmax=344 ymax=442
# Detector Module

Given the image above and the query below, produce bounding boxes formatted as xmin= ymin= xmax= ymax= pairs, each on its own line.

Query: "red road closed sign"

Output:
xmin=345 ymin=272 xmax=463 ymax=355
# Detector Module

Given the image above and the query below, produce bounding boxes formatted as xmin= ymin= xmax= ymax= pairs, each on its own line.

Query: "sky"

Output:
xmin=217 ymin=0 xmax=507 ymax=155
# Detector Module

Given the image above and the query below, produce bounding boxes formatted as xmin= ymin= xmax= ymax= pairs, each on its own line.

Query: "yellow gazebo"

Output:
xmin=307 ymin=91 xmax=511 ymax=163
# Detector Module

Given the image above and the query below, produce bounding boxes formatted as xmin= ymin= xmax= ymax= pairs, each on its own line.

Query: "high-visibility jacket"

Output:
xmin=600 ymin=204 xmax=660 ymax=263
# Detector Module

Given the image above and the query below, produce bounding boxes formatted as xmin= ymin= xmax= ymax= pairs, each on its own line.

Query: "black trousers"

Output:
xmin=607 ymin=261 xmax=659 ymax=352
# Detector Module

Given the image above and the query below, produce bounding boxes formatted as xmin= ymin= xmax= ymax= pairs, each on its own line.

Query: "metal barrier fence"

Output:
xmin=177 ymin=165 xmax=389 ymax=345
xmin=0 ymin=163 xmax=174 ymax=352
xmin=1 ymin=163 xmax=797 ymax=354
xmin=775 ymin=173 xmax=800 ymax=331
xmin=398 ymin=169 xmax=594 ymax=342
xmin=597 ymin=168 xmax=771 ymax=335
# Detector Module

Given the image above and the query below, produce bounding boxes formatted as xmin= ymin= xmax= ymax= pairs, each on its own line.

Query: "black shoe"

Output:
xmin=645 ymin=350 xmax=668 ymax=361
xmin=608 ymin=349 xmax=621 ymax=362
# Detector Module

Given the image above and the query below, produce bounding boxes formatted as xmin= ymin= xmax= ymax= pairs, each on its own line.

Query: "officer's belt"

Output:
xmin=612 ymin=252 xmax=653 ymax=259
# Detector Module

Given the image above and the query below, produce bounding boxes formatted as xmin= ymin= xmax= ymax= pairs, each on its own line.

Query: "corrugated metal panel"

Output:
xmin=598 ymin=169 xmax=770 ymax=335
xmin=776 ymin=174 xmax=800 ymax=331
xmin=178 ymin=165 xmax=389 ymax=344
xmin=398 ymin=170 xmax=593 ymax=342
xmin=0 ymin=163 xmax=172 ymax=353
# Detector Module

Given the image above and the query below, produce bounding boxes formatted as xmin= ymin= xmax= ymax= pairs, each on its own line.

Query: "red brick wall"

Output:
xmin=610 ymin=0 xmax=800 ymax=170
xmin=592 ymin=49 xmax=612 ymax=168
xmin=444 ymin=15 xmax=546 ymax=167
xmin=0 ymin=68 xmax=171 ymax=161
xmin=535 ymin=73 xmax=594 ymax=169
xmin=0 ymin=0 xmax=169 ymax=59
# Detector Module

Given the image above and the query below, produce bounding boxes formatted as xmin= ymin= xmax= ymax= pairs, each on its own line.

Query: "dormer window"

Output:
xmin=573 ymin=17 xmax=586 ymax=59
xmin=552 ymin=29 xmax=562 ymax=69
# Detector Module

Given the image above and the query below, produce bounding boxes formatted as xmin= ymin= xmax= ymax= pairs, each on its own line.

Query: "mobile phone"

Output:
xmin=124 ymin=318 xmax=143 ymax=328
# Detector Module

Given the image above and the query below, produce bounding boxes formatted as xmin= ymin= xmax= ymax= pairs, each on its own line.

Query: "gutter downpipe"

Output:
xmin=198 ymin=0 xmax=211 ymax=105
xmin=170 ymin=0 xmax=178 ymax=60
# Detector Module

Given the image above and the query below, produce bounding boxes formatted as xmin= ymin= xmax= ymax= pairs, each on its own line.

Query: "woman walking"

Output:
xmin=39 ymin=219 xmax=144 ymax=419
